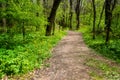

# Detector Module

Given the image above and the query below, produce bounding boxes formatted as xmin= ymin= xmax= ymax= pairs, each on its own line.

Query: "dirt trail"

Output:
xmin=31 ymin=31 xmax=120 ymax=80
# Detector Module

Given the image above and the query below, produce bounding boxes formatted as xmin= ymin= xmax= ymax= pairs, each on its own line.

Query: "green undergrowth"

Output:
xmin=85 ymin=58 xmax=120 ymax=80
xmin=79 ymin=25 xmax=120 ymax=79
xmin=0 ymin=30 xmax=66 ymax=79
xmin=79 ymin=25 xmax=120 ymax=63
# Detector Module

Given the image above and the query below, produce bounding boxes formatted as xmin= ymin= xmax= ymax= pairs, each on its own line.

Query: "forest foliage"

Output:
xmin=79 ymin=0 xmax=120 ymax=63
xmin=0 ymin=0 xmax=120 ymax=79
xmin=0 ymin=0 xmax=66 ymax=78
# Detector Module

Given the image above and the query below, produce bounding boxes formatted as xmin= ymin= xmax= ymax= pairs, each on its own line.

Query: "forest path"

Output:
xmin=31 ymin=31 xmax=120 ymax=80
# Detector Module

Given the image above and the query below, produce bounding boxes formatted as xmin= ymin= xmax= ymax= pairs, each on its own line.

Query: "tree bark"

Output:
xmin=75 ymin=0 xmax=81 ymax=30
xmin=92 ymin=0 xmax=96 ymax=39
xmin=45 ymin=0 xmax=61 ymax=36
xmin=52 ymin=21 xmax=55 ymax=35
xmin=69 ymin=0 xmax=73 ymax=30
xmin=97 ymin=2 xmax=105 ymax=31
xmin=22 ymin=22 xmax=25 ymax=40
xmin=105 ymin=0 xmax=112 ymax=44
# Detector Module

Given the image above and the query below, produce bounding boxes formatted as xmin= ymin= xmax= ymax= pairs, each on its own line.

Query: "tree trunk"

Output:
xmin=92 ymin=0 xmax=96 ymax=39
xmin=69 ymin=0 xmax=73 ymax=30
xmin=22 ymin=22 xmax=25 ymax=40
xmin=0 ymin=2 xmax=7 ymax=33
xmin=105 ymin=0 xmax=112 ymax=44
xmin=75 ymin=0 xmax=81 ymax=30
xmin=36 ymin=0 xmax=40 ymax=31
xmin=52 ymin=21 xmax=55 ymax=35
xmin=97 ymin=2 xmax=105 ymax=31
xmin=45 ymin=0 xmax=61 ymax=36
xmin=88 ymin=12 xmax=92 ymax=25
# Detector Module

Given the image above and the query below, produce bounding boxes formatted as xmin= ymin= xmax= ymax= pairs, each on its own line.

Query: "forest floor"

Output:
xmin=20 ymin=31 xmax=120 ymax=80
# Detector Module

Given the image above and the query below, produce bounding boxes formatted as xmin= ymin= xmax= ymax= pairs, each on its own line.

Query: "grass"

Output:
xmin=79 ymin=25 xmax=120 ymax=63
xmin=85 ymin=58 xmax=120 ymax=80
xmin=79 ymin=25 xmax=120 ymax=80
xmin=0 ymin=29 xmax=66 ymax=79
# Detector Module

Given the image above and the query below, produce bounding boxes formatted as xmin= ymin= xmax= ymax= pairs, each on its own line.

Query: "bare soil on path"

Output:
xmin=31 ymin=31 xmax=120 ymax=80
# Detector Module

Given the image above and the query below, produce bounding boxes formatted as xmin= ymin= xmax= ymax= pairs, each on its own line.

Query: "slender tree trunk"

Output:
xmin=66 ymin=12 xmax=68 ymax=28
xmin=6 ymin=1 xmax=14 ymax=34
xmin=2 ymin=12 xmax=6 ymax=32
xmin=36 ymin=0 xmax=40 ymax=31
xmin=45 ymin=0 xmax=61 ymax=36
xmin=22 ymin=22 xmax=25 ymax=40
xmin=0 ymin=3 xmax=7 ymax=33
xmin=69 ymin=0 xmax=73 ymax=30
xmin=88 ymin=12 xmax=92 ymax=25
xmin=60 ymin=0 xmax=66 ymax=29
xmin=105 ymin=0 xmax=112 ymax=44
xmin=52 ymin=21 xmax=55 ymax=35
xmin=92 ymin=0 xmax=96 ymax=39
xmin=75 ymin=0 xmax=81 ymax=30
xmin=97 ymin=2 xmax=105 ymax=31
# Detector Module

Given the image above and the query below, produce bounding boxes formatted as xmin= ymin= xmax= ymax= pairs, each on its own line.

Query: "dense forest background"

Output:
xmin=0 ymin=0 xmax=120 ymax=79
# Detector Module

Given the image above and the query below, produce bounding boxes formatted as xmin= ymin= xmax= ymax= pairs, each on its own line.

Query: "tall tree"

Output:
xmin=69 ymin=0 xmax=73 ymax=30
xmin=75 ymin=0 xmax=81 ymax=30
xmin=105 ymin=0 xmax=117 ymax=44
xmin=45 ymin=0 xmax=61 ymax=36
xmin=97 ymin=2 xmax=105 ymax=31
xmin=92 ymin=0 xmax=96 ymax=39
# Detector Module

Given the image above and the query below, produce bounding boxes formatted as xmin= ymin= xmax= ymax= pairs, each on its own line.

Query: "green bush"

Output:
xmin=0 ymin=30 xmax=66 ymax=78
